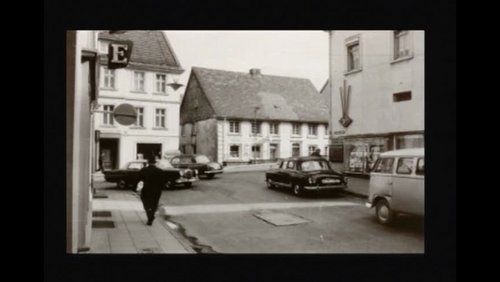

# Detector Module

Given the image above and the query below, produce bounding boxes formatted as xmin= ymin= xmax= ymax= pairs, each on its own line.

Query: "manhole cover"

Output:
xmin=92 ymin=220 xmax=115 ymax=228
xmin=140 ymin=248 xmax=161 ymax=253
xmin=93 ymin=211 xmax=112 ymax=217
xmin=254 ymin=211 xmax=311 ymax=226
xmin=93 ymin=193 xmax=108 ymax=199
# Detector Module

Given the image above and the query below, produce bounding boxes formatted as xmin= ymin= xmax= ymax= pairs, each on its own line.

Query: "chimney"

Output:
xmin=249 ymin=68 xmax=261 ymax=76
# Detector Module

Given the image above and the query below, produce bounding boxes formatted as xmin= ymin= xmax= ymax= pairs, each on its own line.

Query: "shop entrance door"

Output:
xmin=100 ymin=138 xmax=119 ymax=170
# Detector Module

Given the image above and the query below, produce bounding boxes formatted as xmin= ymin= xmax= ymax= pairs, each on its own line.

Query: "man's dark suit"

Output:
xmin=139 ymin=164 xmax=166 ymax=225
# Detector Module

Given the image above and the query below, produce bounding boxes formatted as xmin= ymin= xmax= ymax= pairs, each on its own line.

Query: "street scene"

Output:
xmin=66 ymin=30 xmax=425 ymax=254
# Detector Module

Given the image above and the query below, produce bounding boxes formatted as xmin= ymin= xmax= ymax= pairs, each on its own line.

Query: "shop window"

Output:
xmin=230 ymin=145 xmax=240 ymax=158
xmin=396 ymin=134 xmax=424 ymax=149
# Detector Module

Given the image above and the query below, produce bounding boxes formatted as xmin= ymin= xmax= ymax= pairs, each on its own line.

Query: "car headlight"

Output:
xmin=308 ymin=177 xmax=313 ymax=184
xmin=344 ymin=177 xmax=348 ymax=184
xmin=179 ymin=170 xmax=184 ymax=176
xmin=194 ymin=169 xmax=198 ymax=176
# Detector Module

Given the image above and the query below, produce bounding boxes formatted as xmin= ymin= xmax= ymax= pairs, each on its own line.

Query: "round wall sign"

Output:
xmin=113 ymin=103 xmax=137 ymax=126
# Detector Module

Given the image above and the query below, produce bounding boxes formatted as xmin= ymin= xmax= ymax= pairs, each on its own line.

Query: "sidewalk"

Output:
xmin=87 ymin=186 xmax=193 ymax=254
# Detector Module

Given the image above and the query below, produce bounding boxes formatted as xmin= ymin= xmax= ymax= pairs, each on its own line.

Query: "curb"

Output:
xmin=342 ymin=190 xmax=368 ymax=199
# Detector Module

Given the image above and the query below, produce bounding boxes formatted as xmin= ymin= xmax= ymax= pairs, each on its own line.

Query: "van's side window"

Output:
xmin=416 ymin=158 xmax=425 ymax=176
xmin=396 ymin=158 xmax=414 ymax=175
xmin=373 ymin=158 xmax=395 ymax=173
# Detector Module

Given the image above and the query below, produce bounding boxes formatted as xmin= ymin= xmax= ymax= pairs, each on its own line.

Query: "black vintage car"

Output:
xmin=170 ymin=154 xmax=223 ymax=179
xmin=103 ymin=159 xmax=198 ymax=190
xmin=265 ymin=156 xmax=348 ymax=196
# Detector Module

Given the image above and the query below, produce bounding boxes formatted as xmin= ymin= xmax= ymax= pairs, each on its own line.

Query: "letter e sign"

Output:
xmin=107 ymin=40 xmax=133 ymax=69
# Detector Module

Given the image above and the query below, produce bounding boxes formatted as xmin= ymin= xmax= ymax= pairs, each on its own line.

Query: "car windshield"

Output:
xmin=300 ymin=160 xmax=331 ymax=172
xmin=195 ymin=155 xmax=210 ymax=164
xmin=127 ymin=162 xmax=145 ymax=170
xmin=156 ymin=159 xmax=174 ymax=169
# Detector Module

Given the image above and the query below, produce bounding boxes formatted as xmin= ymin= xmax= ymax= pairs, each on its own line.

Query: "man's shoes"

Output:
xmin=146 ymin=219 xmax=153 ymax=226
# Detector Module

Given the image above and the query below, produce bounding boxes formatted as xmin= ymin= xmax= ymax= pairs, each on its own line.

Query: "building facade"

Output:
xmin=180 ymin=67 xmax=330 ymax=164
xmin=95 ymin=31 xmax=184 ymax=169
xmin=66 ymin=30 xmax=99 ymax=253
xmin=323 ymin=30 xmax=424 ymax=175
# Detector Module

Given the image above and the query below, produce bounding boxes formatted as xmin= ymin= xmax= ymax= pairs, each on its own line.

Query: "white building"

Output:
xmin=322 ymin=30 xmax=424 ymax=175
xmin=95 ymin=31 xmax=184 ymax=169
xmin=180 ymin=67 xmax=330 ymax=164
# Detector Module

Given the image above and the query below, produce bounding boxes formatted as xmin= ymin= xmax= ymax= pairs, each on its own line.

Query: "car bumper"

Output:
xmin=303 ymin=184 xmax=347 ymax=191
xmin=175 ymin=177 xmax=198 ymax=184
xmin=204 ymin=170 xmax=223 ymax=174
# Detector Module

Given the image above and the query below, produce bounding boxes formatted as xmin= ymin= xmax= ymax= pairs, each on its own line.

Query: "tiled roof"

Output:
xmin=191 ymin=67 xmax=329 ymax=123
xmin=99 ymin=31 xmax=182 ymax=70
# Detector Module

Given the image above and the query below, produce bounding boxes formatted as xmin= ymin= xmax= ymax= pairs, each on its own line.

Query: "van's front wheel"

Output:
xmin=375 ymin=199 xmax=395 ymax=225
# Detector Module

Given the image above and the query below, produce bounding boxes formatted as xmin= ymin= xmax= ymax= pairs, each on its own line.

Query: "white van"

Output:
xmin=365 ymin=148 xmax=424 ymax=224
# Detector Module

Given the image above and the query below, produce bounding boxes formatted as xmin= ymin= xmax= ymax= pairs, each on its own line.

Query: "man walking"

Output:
xmin=138 ymin=154 xmax=166 ymax=226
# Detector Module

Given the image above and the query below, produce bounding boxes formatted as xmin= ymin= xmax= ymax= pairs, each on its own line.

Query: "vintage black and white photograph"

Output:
xmin=66 ymin=30 xmax=425 ymax=254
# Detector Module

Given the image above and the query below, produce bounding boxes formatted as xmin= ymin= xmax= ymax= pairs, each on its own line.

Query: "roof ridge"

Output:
xmin=191 ymin=66 xmax=313 ymax=81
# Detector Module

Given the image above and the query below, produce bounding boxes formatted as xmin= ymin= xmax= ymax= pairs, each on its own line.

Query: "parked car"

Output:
xmin=103 ymin=159 xmax=198 ymax=190
xmin=170 ymin=154 xmax=223 ymax=179
xmin=265 ymin=156 xmax=348 ymax=196
xmin=365 ymin=148 xmax=424 ymax=225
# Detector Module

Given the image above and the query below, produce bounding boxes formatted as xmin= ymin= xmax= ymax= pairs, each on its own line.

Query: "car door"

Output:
xmin=267 ymin=160 xmax=283 ymax=184
xmin=392 ymin=157 xmax=424 ymax=216
xmin=369 ymin=157 xmax=395 ymax=203
xmin=280 ymin=160 xmax=295 ymax=188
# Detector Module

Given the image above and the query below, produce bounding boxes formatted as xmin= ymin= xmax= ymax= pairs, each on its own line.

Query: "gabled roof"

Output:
xmin=191 ymin=67 xmax=329 ymax=123
xmin=98 ymin=31 xmax=183 ymax=72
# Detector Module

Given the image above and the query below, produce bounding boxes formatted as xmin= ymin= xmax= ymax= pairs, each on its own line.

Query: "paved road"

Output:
xmin=157 ymin=171 xmax=424 ymax=253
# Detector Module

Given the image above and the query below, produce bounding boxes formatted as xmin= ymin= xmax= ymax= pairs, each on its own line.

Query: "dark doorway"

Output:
xmin=137 ymin=143 xmax=162 ymax=160
xmin=100 ymin=138 xmax=119 ymax=170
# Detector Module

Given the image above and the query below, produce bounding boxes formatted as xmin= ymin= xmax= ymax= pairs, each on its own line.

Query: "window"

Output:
xmin=292 ymin=143 xmax=301 ymax=157
xmin=308 ymin=124 xmax=318 ymax=136
xmin=308 ymin=145 xmax=317 ymax=156
xmin=393 ymin=91 xmax=412 ymax=102
xmin=128 ymin=162 xmax=145 ymax=170
xmin=229 ymin=121 xmax=240 ymax=134
xmin=103 ymin=105 xmax=114 ymax=125
xmin=192 ymin=144 xmax=197 ymax=154
xmin=394 ymin=30 xmax=411 ymax=60
xmin=286 ymin=161 xmax=295 ymax=169
xmin=280 ymin=161 xmax=288 ymax=169
xmin=103 ymin=68 xmax=115 ymax=89
xmin=325 ymin=124 xmax=329 ymax=136
xmin=98 ymin=41 xmax=109 ymax=54
xmin=134 ymin=72 xmax=145 ymax=92
xmin=269 ymin=122 xmax=279 ymax=135
xmin=251 ymin=145 xmax=261 ymax=158
xmin=324 ymin=146 xmax=329 ymax=157
xmin=331 ymin=145 xmax=344 ymax=162
xmin=134 ymin=107 xmax=144 ymax=127
xmin=192 ymin=124 xmax=197 ymax=136
xmin=230 ymin=145 xmax=240 ymax=158
xmin=396 ymin=158 xmax=414 ymax=175
xmin=155 ymin=74 xmax=167 ymax=93
xmin=292 ymin=123 xmax=301 ymax=135
xmin=373 ymin=158 xmax=395 ymax=174
xmin=347 ymin=42 xmax=361 ymax=71
xmin=300 ymin=160 xmax=330 ymax=172
xmin=155 ymin=109 xmax=166 ymax=128
xmin=416 ymin=158 xmax=425 ymax=176
xmin=195 ymin=155 xmax=210 ymax=164
xmin=251 ymin=121 xmax=261 ymax=134
xmin=270 ymin=144 xmax=279 ymax=160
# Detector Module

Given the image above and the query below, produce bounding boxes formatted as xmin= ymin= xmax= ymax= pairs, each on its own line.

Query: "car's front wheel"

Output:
xmin=375 ymin=199 xmax=395 ymax=225
xmin=266 ymin=178 xmax=275 ymax=189
xmin=292 ymin=183 xmax=303 ymax=196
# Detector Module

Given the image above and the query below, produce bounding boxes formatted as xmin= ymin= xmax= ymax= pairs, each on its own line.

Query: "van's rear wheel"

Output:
xmin=292 ymin=183 xmax=303 ymax=197
xmin=375 ymin=199 xmax=395 ymax=225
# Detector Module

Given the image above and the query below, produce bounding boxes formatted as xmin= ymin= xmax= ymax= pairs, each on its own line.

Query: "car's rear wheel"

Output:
xmin=375 ymin=199 xmax=395 ymax=225
xmin=292 ymin=183 xmax=303 ymax=196
xmin=184 ymin=182 xmax=193 ymax=188
xmin=117 ymin=180 xmax=127 ymax=189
